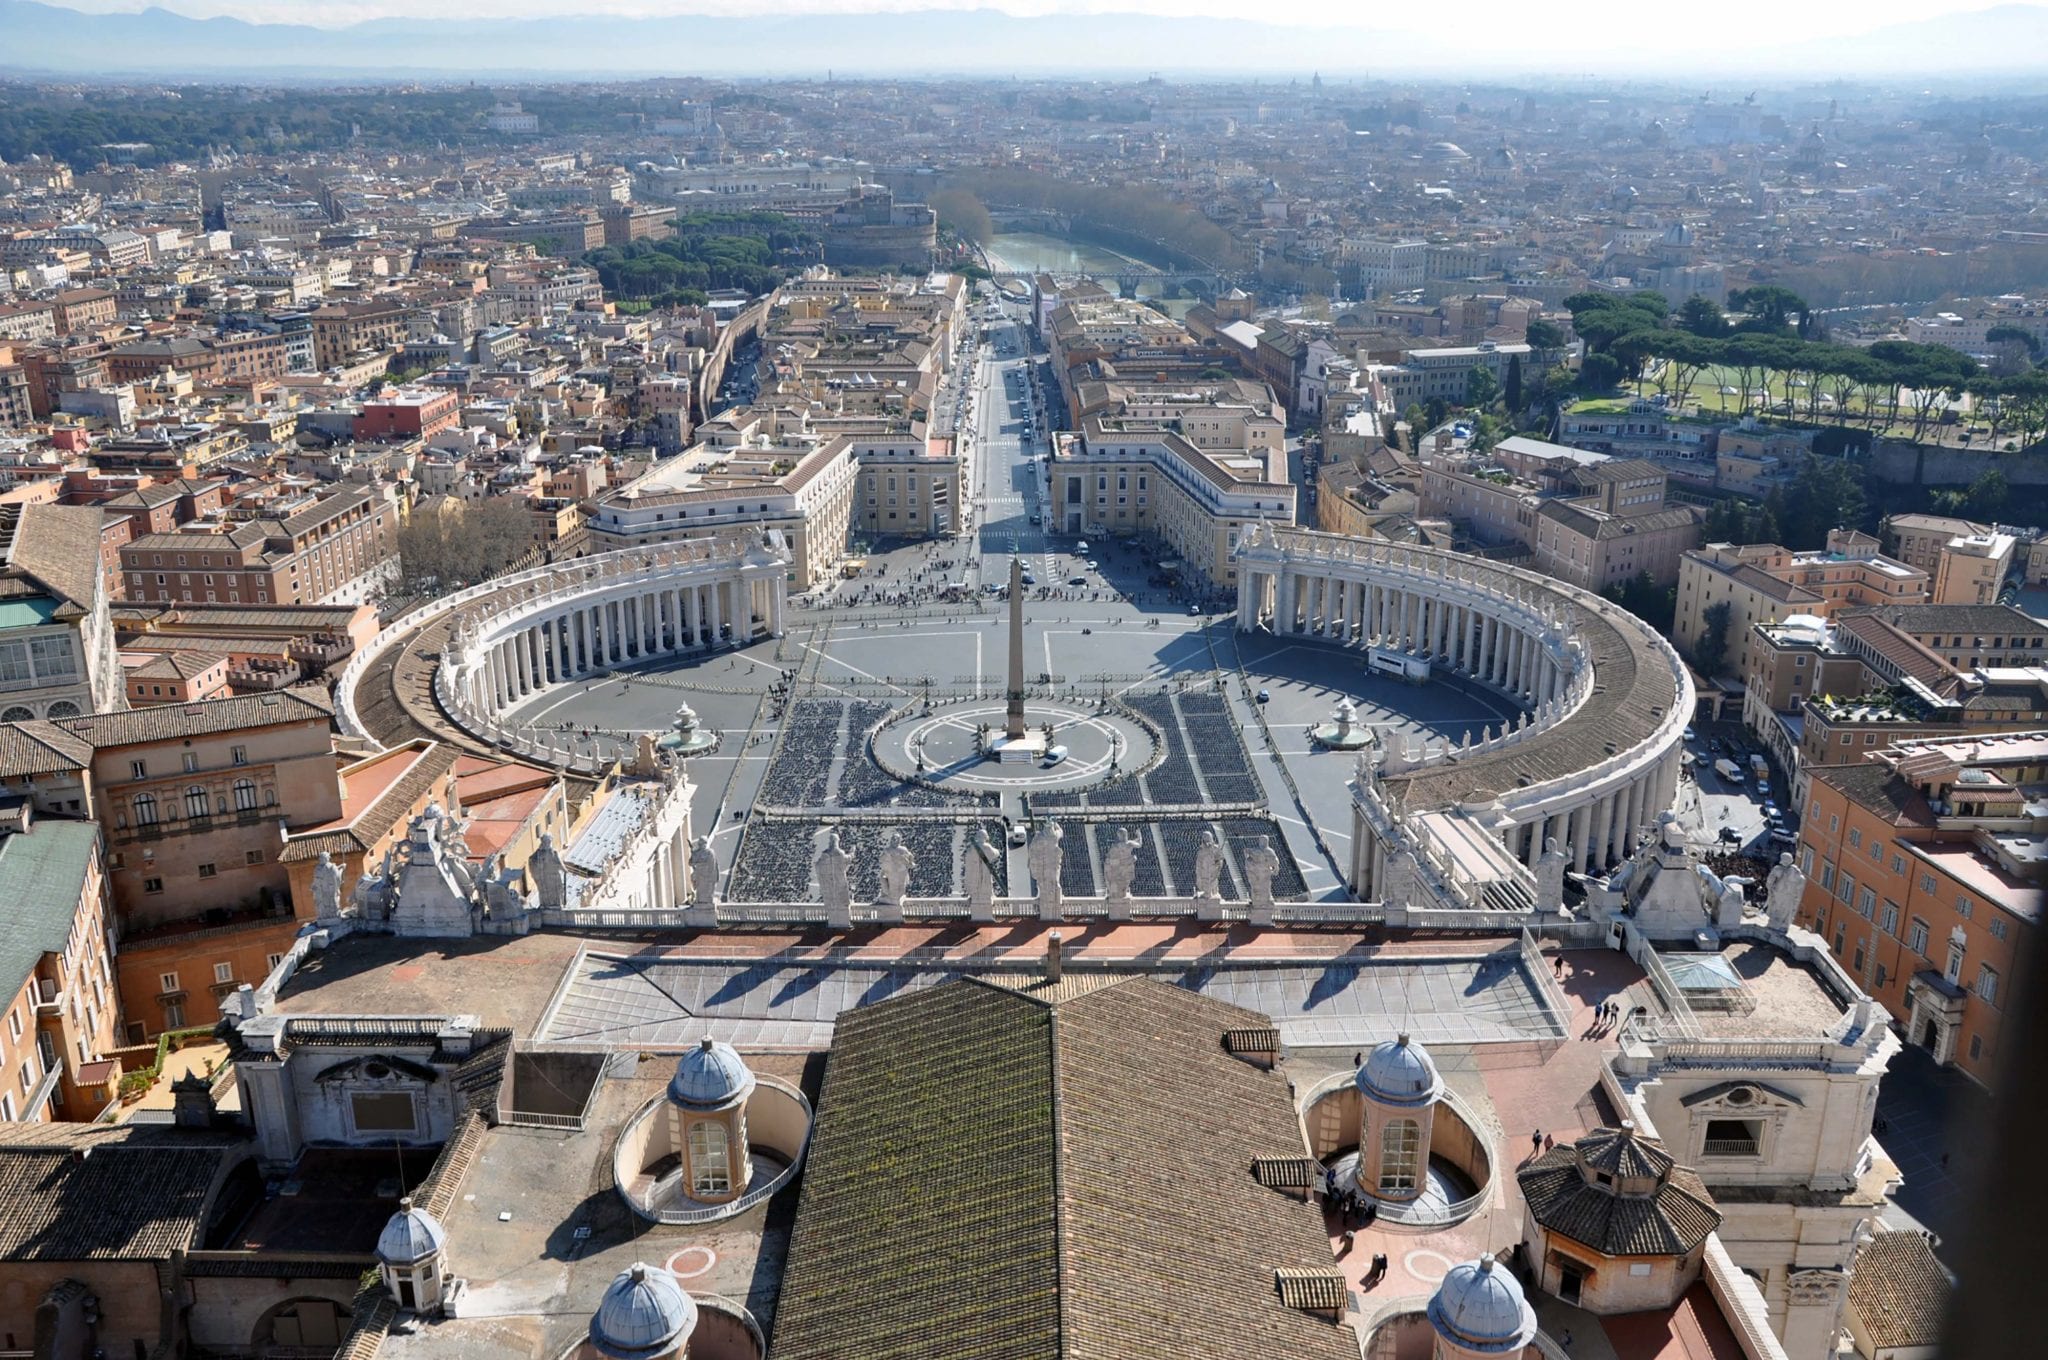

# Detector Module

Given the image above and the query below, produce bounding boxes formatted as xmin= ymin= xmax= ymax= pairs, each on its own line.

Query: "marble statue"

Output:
xmin=480 ymin=854 xmax=524 ymax=919
xmin=1244 ymin=835 xmax=1281 ymax=926
xmin=528 ymin=832 xmax=567 ymax=912
xmin=965 ymin=826 xmax=997 ymax=922
xmin=311 ymin=850 xmax=344 ymax=923
xmin=1764 ymin=852 xmax=1806 ymax=931
xmin=1715 ymin=875 xmax=1748 ymax=929
xmin=1535 ymin=837 xmax=1570 ymax=914
xmin=1102 ymin=826 xmax=1139 ymax=918
xmin=689 ymin=835 xmax=719 ymax=910
xmin=878 ymin=830 xmax=916 ymax=907
xmin=1193 ymin=829 xmax=1225 ymax=902
xmin=1029 ymin=820 xmax=1065 ymax=920
xmin=816 ymin=829 xmax=853 ymax=928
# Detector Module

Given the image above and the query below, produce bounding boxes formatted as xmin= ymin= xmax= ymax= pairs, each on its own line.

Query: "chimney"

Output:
xmin=1046 ymin=930 xmax=1063 ymax=983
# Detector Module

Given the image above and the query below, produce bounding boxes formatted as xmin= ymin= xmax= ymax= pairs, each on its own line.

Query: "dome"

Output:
xmin=667 ymin=1035 xmax=756 ymax=1110
xmin=1355 ymin=1032 xmax=1443 ymax=1107
xmin=1427 ymin=141 xmax=1471 ymax=161
xmin=1428 ymin=1256 xmax=1538 ymax=1354
xmin=590 ymin=1263 xmax=698 ymax=1360
xmin=375 ymin=1197 xmax=446 ymax=1266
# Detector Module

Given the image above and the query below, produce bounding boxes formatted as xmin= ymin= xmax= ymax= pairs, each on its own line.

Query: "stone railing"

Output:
xmin=1704 ymin=1236 xmax=1794 ymax=1360
xmin=614 ymin=1074 xmax=811 ymax=1226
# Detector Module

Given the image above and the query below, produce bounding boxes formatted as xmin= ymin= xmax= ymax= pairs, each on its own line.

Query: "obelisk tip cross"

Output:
xmin=1005 ymin=555 xmax=1027 ymax=739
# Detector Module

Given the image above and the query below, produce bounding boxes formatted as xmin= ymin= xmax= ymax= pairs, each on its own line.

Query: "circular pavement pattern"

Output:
xmin=666 ymin=1245 xmax=717 ymax=1279
xmin=874 ymin=700 xmax=1158 ymax=792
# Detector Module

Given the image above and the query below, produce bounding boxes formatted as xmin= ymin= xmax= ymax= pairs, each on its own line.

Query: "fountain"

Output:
xmin=657 ymin=701 xmax=719 ymax=757
xmin=1310 ymin=696 xmax=1375 ymax=751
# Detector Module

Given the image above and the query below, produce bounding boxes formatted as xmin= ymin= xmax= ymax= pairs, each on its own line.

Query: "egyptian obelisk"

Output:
xmin=1004 ymin=555 xmax=1027 ymax=740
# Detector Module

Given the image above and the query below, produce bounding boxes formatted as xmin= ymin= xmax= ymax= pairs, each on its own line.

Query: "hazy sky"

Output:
xmin=43 ymin=0 xmax=2048 ymax=38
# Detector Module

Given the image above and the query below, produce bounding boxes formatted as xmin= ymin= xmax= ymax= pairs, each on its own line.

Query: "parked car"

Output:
xmin=1719 ymin=826 xmax=1744 ymax=845
xmin=1256 ymin=688 xmax=1271 ymax=703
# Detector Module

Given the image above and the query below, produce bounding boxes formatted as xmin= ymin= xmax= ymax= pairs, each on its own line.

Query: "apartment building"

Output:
xmin=118 ymin=485 xmax=397 ymax=607
xmin=0 ymin=502 xmax=127 ymax=721
xmin=585 ymin=419 xmax=857 ymax=588
xmin=309 ymin=298 xmax=411 ymax=369
xmin=0 ymin=816 xmax=121 ymax=1123
xmin=1674 ymin=534 xmax=1928 ymax=676
xmin=853 ymin=442 xmax=961 ymax=538
xmin=1366 ymin=342 xmax=1531 ymax=410
xmin=1931 ymin=529 xmax=2017 ymax=605
xmin=1420 ymin=441 xmax=1702 ymax=590
xmin=1795 ymin=732 xmax=2041 ymax=1091
xmin=1047 ymin=413 xmax=1295 ymax=587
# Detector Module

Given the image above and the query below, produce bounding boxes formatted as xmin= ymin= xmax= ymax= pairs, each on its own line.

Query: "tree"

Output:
xmin=1728 ymin=285 xmax=1811 ymax=336
xmin=1777 ymin=454 xmax=1868 ymax=549
xmin=1525 ymin=319 xmax=1567 ymax=353
xmin=1964 ymin=467 xmax=2010 ymax=519
xmin=396 ymin=495 xmax=537 ymax=592
xmin=1696 ymin=600 xmax=1734 ymax=677
xmin=1577 ymin=352 xmax=1624 ymax=391
xmin=1504 ymin=352 xmax=1524 ymax=413
xmin=1466 ymin=364 xmax=1499 ymax=409
xmin=1604 ymin=570 xmax=1676 ymax=632
xmin=927 ymin=189 xmax=994 ymax=245
xmin=1677 ymin=294 xmax=1728 ymax=338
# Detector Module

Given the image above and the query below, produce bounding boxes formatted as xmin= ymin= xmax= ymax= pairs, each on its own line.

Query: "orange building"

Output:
xmin=1794 ymin=733 xmax=2040 ymax=1089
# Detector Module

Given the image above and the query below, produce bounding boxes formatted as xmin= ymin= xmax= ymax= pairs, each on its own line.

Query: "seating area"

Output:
xmin=759 ymin=698 xmax=842 ymax=807
xmin=725 ymin=817 xmax=1009 ymax=903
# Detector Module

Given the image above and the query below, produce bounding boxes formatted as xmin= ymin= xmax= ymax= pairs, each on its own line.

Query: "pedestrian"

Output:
xmin=1532 ymin=1129 xmax=1542 ymax=1154
xmin=1543 ymin=1134 xmax=1554 ymax=1153
xmin=1339 ymin=1229 xmax=1355 ymax=1257
xmin=1561 ymin=1328 xmax=1573 ymax=1348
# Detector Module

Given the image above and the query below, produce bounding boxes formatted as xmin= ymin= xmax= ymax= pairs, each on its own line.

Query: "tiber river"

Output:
xmin=982 ymin=232 xmax=1198 ymax=318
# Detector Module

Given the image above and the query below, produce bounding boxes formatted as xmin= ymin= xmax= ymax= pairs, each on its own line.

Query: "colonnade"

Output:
xmin=1244 ymin=565 xmax=1569 ymax=708
xmin=467 ymin=573 xmax=783 ymax=714
xmin=1235 ymin=528 xmax=1693 ymax=902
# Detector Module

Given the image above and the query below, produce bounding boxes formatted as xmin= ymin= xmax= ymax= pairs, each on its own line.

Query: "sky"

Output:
xmin=38 ymin=0 xmax=2048 ymax=40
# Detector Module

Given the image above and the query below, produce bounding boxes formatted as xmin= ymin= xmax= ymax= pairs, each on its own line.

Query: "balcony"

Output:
xmin=31 ymin=978 xmax=62 ymax=1017
xmin=1701 ymin=1138 xmax=1762 ymax=1157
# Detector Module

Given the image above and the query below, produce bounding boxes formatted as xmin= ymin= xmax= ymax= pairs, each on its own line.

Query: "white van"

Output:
xmin=1714 ymin=758 xmax=1744 ymax=783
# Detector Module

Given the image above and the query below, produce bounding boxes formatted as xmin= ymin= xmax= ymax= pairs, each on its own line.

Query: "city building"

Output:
xmin=1795 ymin=731 xmax=2041 ymax=1090
xmin=119 ymin=485 xmax=398 ymax=607
xmin=0 ymin=502 xmax=127 ymax=721
xmin=1675 ymin=534 xmax=1928 ymax=678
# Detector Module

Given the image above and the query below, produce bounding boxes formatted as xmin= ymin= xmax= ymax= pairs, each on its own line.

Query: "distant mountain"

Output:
xmin=1 ymin=0 xmax=2045 ymax=79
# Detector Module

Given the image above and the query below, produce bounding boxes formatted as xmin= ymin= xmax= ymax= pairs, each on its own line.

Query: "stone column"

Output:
xmin=709 ymin=580 xmax=724 ymax=646
xmin=1570 ymin=801 xmax=1593 ymax=875
xmin=769 ymin=577 xmax=785 ymax=637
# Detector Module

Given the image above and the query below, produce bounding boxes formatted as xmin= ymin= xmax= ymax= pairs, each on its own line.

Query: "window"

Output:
xmin=1882 ymin=901 xmax=1900 ymax=934
xmin=1921 ymin=873 xmax=1937 ymax=895
xmin=350 ymin=1091 xmax=416 ymax=1134
xmin=1945 ymin=939 xmax=1966 ymax=984
xmin=231 ymin=745 xmax=248 ymax=766
xmin=1378 ymin=1117 xmax=1422 ymax=1195
xmin=1871 ymin=839 xmax=1885 ymax=862
xmin=233 ymin=778 xmax=258 ymax=811
xmin=158 ymin=971 xmax=180 ymax=994
xmin=266 ymin=953 xmax=285 ymax=971
xmin=143 ymin=876 xmax=164 ymax=894
xmin=19 ymin=1061 xmax=34 ymax=1095
xmin=1837 ymin=872 xmax=1855 ymax=904
xmin=1704 ymin=1118 xmax=1763 ymax=1157
xmin=1990 ymin=917 xmax=2008 ymax=941
xmin=5 ymin=1009 xmax=18 ymax=1041
xmin=1847 ymin=828 xmax=1861 ymax=849
xmin=1857 ymin=887 xmax=1875 ymax=918
xmin=1955 ymin=895 xmax=1972 ymax=919
xmin=687 ymin=1119 xmax=734 ymax=1196
xmin=130 ymin=759 xmax=147 ymax=780
xmin=1909 ymin=918 xmax=1930 ymax=955
xmin=212 ymin=962 xmax=233 ymax=985
xmin=133 ymin=793 xmax=157 ymax=826
xmin=185 ymin=786 xmax=208 ymax=819
xmin=182 ymin=753 xmax=199 ymax=773
xmin=1819 ymin=864 xmax=1835 ymax=892
xmin=1977 ymin=967 xmax=1999 ymax=1006
xmin=1891 ymin=854 xmax=1905 ymax=875
xmin=246 ymin=849 xmax=264 ymax=866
